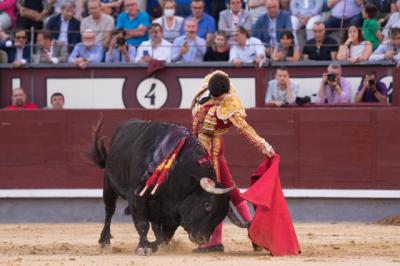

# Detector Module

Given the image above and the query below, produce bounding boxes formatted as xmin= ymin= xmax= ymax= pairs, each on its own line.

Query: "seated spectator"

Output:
xmin=290 ymin=0 xmax=323 ymax=40
xmin=81 ymin=0 xmax=115 ymax=48
xmin=116 ymin=0 xmax=150 ymax=47
xmin=265 ymin=66 xmax=299 ymax=106
xmin=218 ymin=0 xmax=252 ymax=38
xmin=68 ymin=29 xmax=103 ymax=68
xmin=369 ymin=27 xmax=400 ymax=62
xmin=100 ymin=0 xmax=123 ymax=19
xmin=324 ymin=0 xmax=363 ymax=35
xmin=204 ymin=32 xmax=229 ymax=61
xmin=136 ymin=23 xmax=172 ymax=63
xmin=382 ymin=0 xmax=400 ymax=40
xmin=303 ymin=22 xmax=338 ymax=60
xmin=271 ymin=30 xmax=300 ymax=62
xmin=375 ymin=0 xmax=398 ymax=26
xmin=248 ymin=0 xmax=266 ymax=24
xmin=0 ymin=28 xmax=30 ymax=67
xmin=316 ymin=63 xmax=351 ymax=104
xmin=105 ymin=29 xmax=136 ymax=63
xmin=46 ymin=0 xmax=81 ymax=53
xmin=181 ymin=0 xmax=216 ymax=44
xmin=16 ymin=0 xmax=53 ymax=33
xmin=362 ymin=3 xmax=383 ymax=51
xmin=229 ymin=26 xmax=265 ymax=67
xmin=252 ymin=0 xmax=293 ymax=54
xmin=3 ymin=88 xmax=37 ymax=110
xmin=153 ymin=0 xmax=184 ymax=43
xmin=0 ymin=0 xmax=17 ymax=30
xmin=50 ymin=92 xmax=65 ymax=109
xmin=337 ymin=25 xmax=372 ymax=63
xmin=172 ymin=18 xmax=206 ymax=62
xmin=33 ymin=30 xmax=68 ymax=64
xmin=355 ymin=71 xmax=387 ymax=103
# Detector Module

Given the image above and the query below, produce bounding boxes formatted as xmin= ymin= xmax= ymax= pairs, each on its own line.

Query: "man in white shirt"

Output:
xmin=369 ymin=27 xmax=400 ymax=62
xmin=229 ymin=26 xmax=265 ymax=67
xmin=136 ymin=23 xmax=172 ymax=63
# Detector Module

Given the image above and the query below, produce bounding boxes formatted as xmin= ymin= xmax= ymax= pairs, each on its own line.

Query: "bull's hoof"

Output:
xmin=136 ymin=247 xmax=153 ymax=256
xmin=99 ymin=242 xmax=110 ymax=248
xmin=192 ymin=244 xmax=224 ymax=253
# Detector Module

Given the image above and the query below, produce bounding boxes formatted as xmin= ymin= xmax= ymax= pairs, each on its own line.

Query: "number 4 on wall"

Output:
xmin=145 ymin=83 xmax=156 ymax=106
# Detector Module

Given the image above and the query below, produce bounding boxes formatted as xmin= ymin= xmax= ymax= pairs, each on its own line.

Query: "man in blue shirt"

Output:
xmin=68 ymin=29 xmax=103 ymax=68
xmin=172 ymin=18 xmax=206 ymax=62
xmin=181 ymin=0 xmax=216 ymax=44
xmin=116 ymin=0 xmax=150 ymax=47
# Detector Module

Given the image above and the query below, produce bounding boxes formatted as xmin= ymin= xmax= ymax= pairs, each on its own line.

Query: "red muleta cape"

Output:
xmin=241 ymin=155 xmax=301 ymax=256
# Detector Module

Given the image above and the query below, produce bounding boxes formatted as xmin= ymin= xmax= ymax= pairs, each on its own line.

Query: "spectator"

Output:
xmin=68 ymin=29 xmax=103 ymax=68
xmin=324 ymin=0 xmax=363 ymax=35
xmin=252 ymin=0 xmax=293 ymax=54
xmin=229 ymin=26 xmax=265 ymax=67
xmin=290 ymin=0 xmax=323 ymax=40
xmin=316 ymin=63 xmax=351 ymax=104
xmin=0 ymin=0 xmax=17 ymax=30
xmin=136 ymin=23 xmax=172 ymax=63
xmin=382 ymin=0 xmax=400 ymax=40
xmin=45 ymin=0 xmax=81 ymax=53
xmin=265 ymin=66 xmax=299 ymax=106
xmin=172 ymin=18 xmax=206 ymax=62
xmin=337 ymin=25 xmax=372 ymax=63
xmin=204 ymin=31 xmax=229 ymax=61
xmin=303 ymin=22 xmax=338 ymax=60
xmin=218 ymin=0 xmax=252 ymax=38
xmin=369 ymin=27 xmax=400 ymax=62
xmin=50 ymin=92 xmax=65 ymax=109
xmin=116 ymin=0 xmax=150 ymax=47
xmin=247 ymin=0 xmax=265 ymax=24
xmin=0 ymin=28 xmax=30 ymax=67
xmin=16 ymin=0 xmax=53 ymax=33
xmin=271 ymin=30 xmax=300 ymax=62
xmin=362 ymin=3 xmax=383 ymax=51
xmin=81 ymin=0 xmax=115 ymax=48
xmin=375 ymin=0 xmax=398 ymax=26
xmin=33 ymin=30 xmax=68 ymax=63
xmin=181 ymin=0 xmax=216 ymax=44
xmin=100 ymin=0 xmax=123 ymax=19
xmin=105 ymin=29 xmax=136 ymax=63
xmin=153 ymin=0 xmax=184 ymax=43
xmin=3 ymin=88 xmax=38 ymax=110
xmin=355 ymin=71 xmax=387 ymax=103
xmin=209 ymin=0 xmax=226 ymax=26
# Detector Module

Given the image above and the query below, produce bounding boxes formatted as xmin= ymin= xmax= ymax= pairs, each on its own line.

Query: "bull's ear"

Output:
xmin=200 ymin=177 xmax=234 ymax=195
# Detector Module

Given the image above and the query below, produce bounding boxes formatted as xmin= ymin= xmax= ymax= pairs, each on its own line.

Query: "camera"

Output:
xmin=113 ymin=28 xmax=126 ymax=46
xmin=368 ymin=79 xmax=375 ymax=87
xmin=327 ymin=73 xmax=336 ymax=82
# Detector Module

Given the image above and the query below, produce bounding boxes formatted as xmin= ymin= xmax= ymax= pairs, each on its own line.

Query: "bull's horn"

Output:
xmin=200 ymin=177 xmax=234 ymax=194
xmin=227 ymin=203 xmax=251 ymax=228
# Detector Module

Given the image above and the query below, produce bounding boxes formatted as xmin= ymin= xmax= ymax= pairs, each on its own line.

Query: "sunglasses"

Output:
xmin=15 ymin=36 xmax=27 ymax=40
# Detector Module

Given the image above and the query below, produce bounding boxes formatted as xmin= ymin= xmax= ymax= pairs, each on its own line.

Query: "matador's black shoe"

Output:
xmin=192 ymin=244 xmax=224 ymax=253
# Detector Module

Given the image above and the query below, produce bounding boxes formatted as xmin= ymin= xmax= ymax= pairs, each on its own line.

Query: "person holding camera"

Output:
xmin=135 ymin=23 xmax=172 ymax=63
xmin=355 ymin=71 xmax=387 ymax=103
xmin=105 ymin=29 xmax=136 ymax=63
xmin=316 ymin=63 xmax=352 ymax=104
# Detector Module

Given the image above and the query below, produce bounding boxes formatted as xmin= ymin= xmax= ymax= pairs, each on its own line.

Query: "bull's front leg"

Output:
xmin=151 ymin=223 xmax=177 ymax=247
xmin=130 ymin=199 xmax=157 ymax=256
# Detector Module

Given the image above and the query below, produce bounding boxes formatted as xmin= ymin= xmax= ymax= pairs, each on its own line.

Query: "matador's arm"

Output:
xmin=229 ymin=113 xmax=274 ymax=156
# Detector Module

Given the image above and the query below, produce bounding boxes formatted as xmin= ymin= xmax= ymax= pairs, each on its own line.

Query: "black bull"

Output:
xmin=90 ymin=118 xmax=238 ymax=255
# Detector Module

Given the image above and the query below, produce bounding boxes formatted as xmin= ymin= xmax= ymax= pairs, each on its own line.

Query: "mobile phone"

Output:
xmin=143 ymin=50 xmax=149 ymax=56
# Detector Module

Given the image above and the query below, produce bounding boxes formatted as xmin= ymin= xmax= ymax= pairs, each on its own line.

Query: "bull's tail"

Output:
xmin=89 ymin=114 xmax=108 ymax=169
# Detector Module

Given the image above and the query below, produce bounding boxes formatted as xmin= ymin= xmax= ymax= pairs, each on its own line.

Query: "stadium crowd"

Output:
xmin=0 ymin=0 xmax=397 ymax=108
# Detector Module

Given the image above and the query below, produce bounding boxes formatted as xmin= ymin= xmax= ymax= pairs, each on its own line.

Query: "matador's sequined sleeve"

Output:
xmin=229 ymin=113 xmax=272 ymax=155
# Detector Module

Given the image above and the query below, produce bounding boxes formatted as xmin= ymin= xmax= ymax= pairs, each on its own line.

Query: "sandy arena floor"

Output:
xmin=0 ymin=223 xmax=399 ymax=266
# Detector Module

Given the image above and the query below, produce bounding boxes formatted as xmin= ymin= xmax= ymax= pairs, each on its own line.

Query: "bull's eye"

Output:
xmin=205 ymin=201 xmax=212 ymax=212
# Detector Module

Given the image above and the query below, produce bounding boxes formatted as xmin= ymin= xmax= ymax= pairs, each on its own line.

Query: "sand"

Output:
xmin=0 ymin=222 xmax=399 ymax=266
